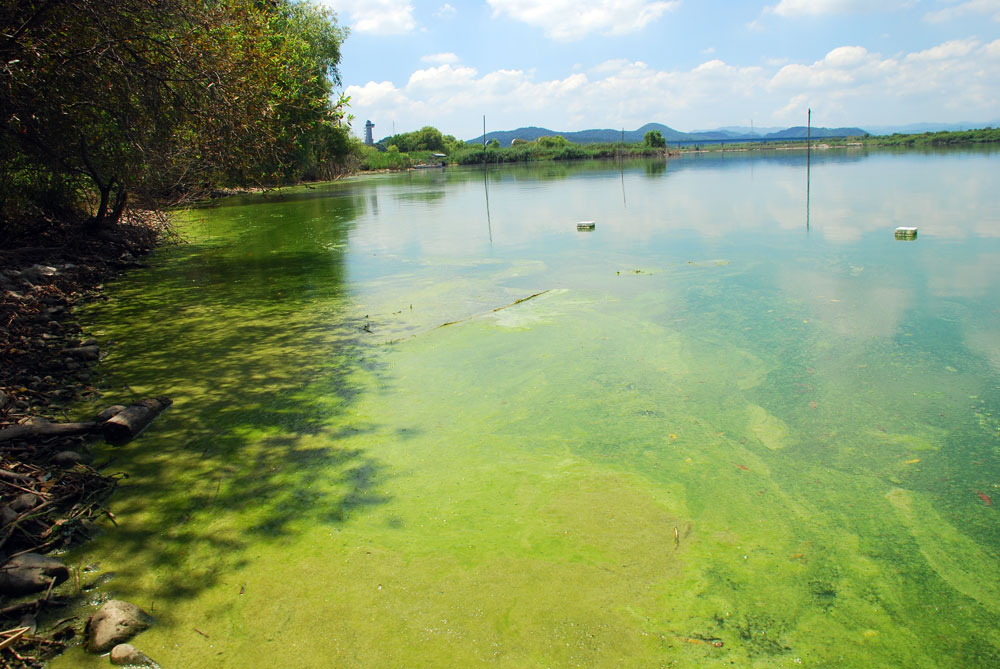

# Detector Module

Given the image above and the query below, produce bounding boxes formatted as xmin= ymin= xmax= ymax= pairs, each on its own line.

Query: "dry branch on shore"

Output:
xmin=0 ymin=221 xmax=168 ymax=666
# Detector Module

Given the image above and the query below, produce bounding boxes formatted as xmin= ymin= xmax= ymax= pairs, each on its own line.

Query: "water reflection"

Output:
xmin=66 ymin=148 xmax=1000 ymax=667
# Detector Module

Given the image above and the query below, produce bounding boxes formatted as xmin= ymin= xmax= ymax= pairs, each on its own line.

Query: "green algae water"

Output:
xmin=54 ymin=149 xmax=1000 ymax=667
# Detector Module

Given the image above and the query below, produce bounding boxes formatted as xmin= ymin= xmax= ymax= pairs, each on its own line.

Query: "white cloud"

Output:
xmin=905 ymin=39 xmax=979 ymax=61
xmin=344 ymin=38 xmax=1000 ymax=138
xmin=924 ymin=0 xmax=1000 ymax=23
xmin=765 ymin=0 xmax=901 ymax=16
xmin=435 ymin=3 xmax=457 ymax=18
xmin=766 ymin=38 xmax=999 ymax=122
xmin=321 ymin=0 xmax=416 ymax=35
xmin=486 ymin=0 xmax=681 ymax=40
xmin=421 ymin=52 xmax=460 ymax=65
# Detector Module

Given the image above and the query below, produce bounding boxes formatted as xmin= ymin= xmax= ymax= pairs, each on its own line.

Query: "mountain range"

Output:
xmin=467 ymin=122 xmax=869 ymax=145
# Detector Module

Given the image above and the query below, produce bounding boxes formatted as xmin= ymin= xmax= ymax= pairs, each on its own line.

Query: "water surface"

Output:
xmin=58 ymin=148 xmax=1000 ymax=667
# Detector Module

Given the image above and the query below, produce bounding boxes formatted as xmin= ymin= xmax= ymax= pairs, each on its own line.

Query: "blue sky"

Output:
xmin=321 ymin=0 xmax=1000 ymax=140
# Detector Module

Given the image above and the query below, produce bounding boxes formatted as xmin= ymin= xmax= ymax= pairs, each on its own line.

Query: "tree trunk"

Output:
xmin=109 ymin=183 xmax=128 ymax=224
xmin=92 ymin=183 xmax=110 ymax=228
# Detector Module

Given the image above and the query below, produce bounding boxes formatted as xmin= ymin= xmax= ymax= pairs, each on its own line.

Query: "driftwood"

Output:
xmin=0 ymin=397 xmax=170 ymax=446
xmin=0 ymin=421 xmax=99 ymax=444
xmin=102 ymin=397 xmax=172 ymax=445
xmin=438 ymin=290 xmax=552 ymax=328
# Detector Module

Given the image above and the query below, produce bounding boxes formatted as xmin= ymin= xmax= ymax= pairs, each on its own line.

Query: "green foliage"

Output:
xmin=537 ymin=135 xmax=570 ymax=148
xmin=644 ymin=130 xmax=667 ymax=148
xmin=378 ymin=126 xmax=450 ymax=153
xmin=866 ymin=128 xmax=1000 ymax=147
xmin=448 ymin=140 xmax=665 ymax=165
xmin=0 ymin=0 xmax=350 ymax=234
xmin=357 ymin=145 xmax=411 ymax=170
xmin=488 ymin=138 xmax=501 ymax=149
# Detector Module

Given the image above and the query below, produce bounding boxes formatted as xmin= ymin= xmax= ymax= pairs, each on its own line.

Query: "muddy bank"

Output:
xmin=0 ymin=218 xmax=166 ymax=666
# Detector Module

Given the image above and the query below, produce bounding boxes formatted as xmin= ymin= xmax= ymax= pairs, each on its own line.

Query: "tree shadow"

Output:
xmin=77 ymin=192 xmax=399 ymax=603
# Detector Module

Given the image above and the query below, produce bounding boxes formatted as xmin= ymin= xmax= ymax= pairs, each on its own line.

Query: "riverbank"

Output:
xmin=0 ymin=216 xmax=166 ymax=665
xmin=347 ymin=127 xmax=999 ymax=174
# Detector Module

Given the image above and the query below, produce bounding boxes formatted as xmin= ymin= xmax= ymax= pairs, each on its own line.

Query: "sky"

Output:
xmin=320 ymin=0 xmax=1000 ymax=140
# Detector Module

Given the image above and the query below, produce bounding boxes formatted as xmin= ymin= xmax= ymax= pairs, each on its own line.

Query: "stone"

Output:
xmin=0 ymin=553 xmax=70 ymax=596
xmin=0 ymin=506 xmax=18 ymax=527
xmin=86 ymin=600 xmax=154 ymax=652
xmin=10 ymin=493 xmax=39 ymax=512
xmin=110 ymin=643 xmax=158 ymax=667
xmin=63 ymin=345 xmax=99 ymax=360
xmin=51 ymin=450 xmax=89 ymax=467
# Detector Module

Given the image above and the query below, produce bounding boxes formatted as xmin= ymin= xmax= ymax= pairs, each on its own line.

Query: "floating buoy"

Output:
xmin=577 ymin=221 xmax=596 ymax=231
xmin=894 ymin=226 xmax=917 ymax=240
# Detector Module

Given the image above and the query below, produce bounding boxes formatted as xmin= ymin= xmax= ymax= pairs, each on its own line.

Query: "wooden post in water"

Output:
xmin=807 ymin=108 xmax=811 ymax=152
xmin=806 ymin=109 xmax=811 ymax=231
xmin=482 ymin=115 xmax=492 ymax=242
xmin=620 ymin=128 xmax=627 ymax=208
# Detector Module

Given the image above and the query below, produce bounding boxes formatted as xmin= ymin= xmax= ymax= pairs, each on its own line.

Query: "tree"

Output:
xmin=644 ymin=130 xmax=667 ymax=148
xmin=379 ymin=126 xmax=451 ymax=153
xmin=537 ymin=135 xmax=570 ymax=148
xmin=488 ymin=138 xmax=500 ymax=149
xmin=0 ymin=0 xmax=350 ymax=233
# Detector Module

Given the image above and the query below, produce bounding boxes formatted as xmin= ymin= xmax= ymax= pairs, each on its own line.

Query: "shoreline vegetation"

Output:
xmin=349 ymin=126 xmax=1000 ymax=172
xmin=1 ymin=0 xmax=353 ymax=664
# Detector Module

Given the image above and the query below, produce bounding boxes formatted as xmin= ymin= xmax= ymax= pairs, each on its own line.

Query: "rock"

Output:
xmin=24 ymin=264 xmax=58 ymax=279
xmin=0 ymin=390 xmax=8 ymax=409
xmin=18 ymin=613 xmax=37 ymax=635
xmin=80 ymin=338 xmax=98 ymax=347
xmin=0 ymin=506 xmax=18 ymax=527
xmin=63 ymin=345 xmax=99 ymax=360
xmin=10 ymin=493 xmax=40 ymax=512
xmin=51 ymin=450 xmax=89 ymax=467
xmin=110 ymin=643 xmax=157 ymax=667
xmin=0 ymin=553 xmax=70 ymax=596
xmin=86 ymin=600 xmax=154 ymax=652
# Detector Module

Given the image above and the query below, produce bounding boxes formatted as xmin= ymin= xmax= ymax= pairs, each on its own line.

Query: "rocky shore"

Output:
xmin=0 ymin=218 xmax=166 ymax=666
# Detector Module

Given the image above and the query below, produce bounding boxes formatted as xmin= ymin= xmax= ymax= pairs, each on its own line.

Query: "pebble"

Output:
xmin=110 ymin=643 xmax=158 ymax=667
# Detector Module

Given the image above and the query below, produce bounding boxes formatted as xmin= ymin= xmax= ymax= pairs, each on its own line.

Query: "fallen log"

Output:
xmin=0 ymin=421 xmax=100 ymax=444
xmin=102 ymin=397 xmax=172 ymax=445
xmin=62 ymin=345 xmax=99 ymax=360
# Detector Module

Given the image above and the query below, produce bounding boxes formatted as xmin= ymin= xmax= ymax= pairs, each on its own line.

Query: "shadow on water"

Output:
xmin=80 ymin=191 xmax=397 ymax=603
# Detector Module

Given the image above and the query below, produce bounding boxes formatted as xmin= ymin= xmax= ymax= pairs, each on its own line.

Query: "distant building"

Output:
xmin=364 ymin=120 xmax=375 ymax=146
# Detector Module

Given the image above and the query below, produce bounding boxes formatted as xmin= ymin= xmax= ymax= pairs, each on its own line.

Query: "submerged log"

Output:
xmin=102 ymin=397 xmax=172 ymax=445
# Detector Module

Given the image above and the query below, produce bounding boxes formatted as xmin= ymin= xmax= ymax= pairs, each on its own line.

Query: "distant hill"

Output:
xmin=468 ymin=123 xmax=869 ymax=145
xmin=692 ymin=125 xmax=785 ymax=137
xmin=763 ymin=126 xmax=868 ymax=139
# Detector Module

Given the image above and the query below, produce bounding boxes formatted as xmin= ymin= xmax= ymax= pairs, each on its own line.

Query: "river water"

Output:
xmin=56 ymin=148 xmax=1000 ymax=667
